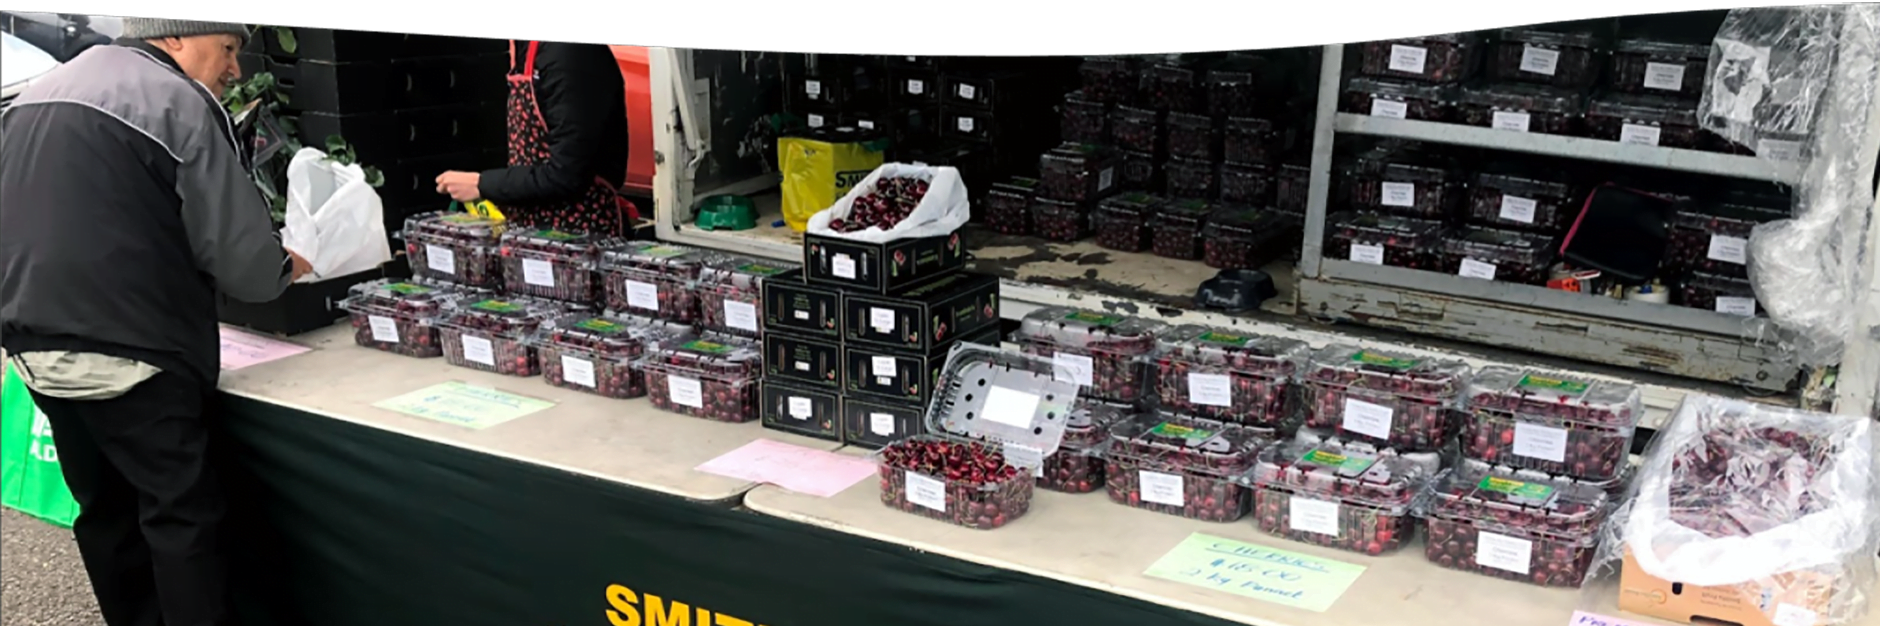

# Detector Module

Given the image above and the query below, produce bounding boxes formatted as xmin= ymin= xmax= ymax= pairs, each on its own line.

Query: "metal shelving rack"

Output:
xmin=1293 ymin=35 xmax=1870 ymax=393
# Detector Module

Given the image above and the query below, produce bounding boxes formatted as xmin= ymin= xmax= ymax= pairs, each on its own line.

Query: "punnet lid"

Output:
xmin=535 ymin=313 xmax=690 ymax=355
xmin=923 ymin=342 xmax=1081 ymax=457
xmin=1014 ymin=306 xmax=1170 ymax=351
xmin=1154 ymin=325 xmax=1310 ymax=375
xmin=1097 ymin=192 xmax=1163 ymax=218
xmin=1250 ymin=436 xmax=1429 ymax=510
xmin=1589 ymin=92 xmax=1698 ymax=126
xmin=639 ymin=332 xmax=762 ymax=379
xmin=1463 ymin=365 xmax=1643 ymax=428
xmin=1443 ymin=227 xmax=1558 ymax=266
xmin=343 ymin=277 xmax=465 ymax=310
xmin=1304 ymin=343 xmax=1470 ymax=388
xmin=1105 ymin=412 xmax=1272 ymax=478
xmin=1346 ymin=76 xmax=1455 ymax=102
xmin=601 ymin=241 xmax=716 ymax=274
xmin=698 ymin=256 xmax=798 ymax=292
xmin=1421 ymin=463 xmax=1609 ymax=541
xmin=405 ymin=211 xmax=505 ymax=239
xmin=1614 ymin=38 xmax=1711 ymax=58
xmin=500 ymin=228 xmax=607 ymax=253
xmin=1062 ymin=398 xmax=1138 ymax=450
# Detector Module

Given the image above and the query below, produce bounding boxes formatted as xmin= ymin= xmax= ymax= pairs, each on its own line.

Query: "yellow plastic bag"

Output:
xmin=778 ymin=134 xmax=886 ymax=232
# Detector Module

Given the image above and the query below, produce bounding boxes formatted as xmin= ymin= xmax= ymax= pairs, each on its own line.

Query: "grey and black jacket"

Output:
xmin=0 ymin=38 xmax=293 ymax=384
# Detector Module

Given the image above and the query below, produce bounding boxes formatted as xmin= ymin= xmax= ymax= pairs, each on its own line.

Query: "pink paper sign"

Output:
xmin=694 ymin=439 xmax=877 ymax=498
xmin=1570 ymin=611 xmax=1662 ymax=626
xmin=219 ymin=326 xmax=311 ymax=371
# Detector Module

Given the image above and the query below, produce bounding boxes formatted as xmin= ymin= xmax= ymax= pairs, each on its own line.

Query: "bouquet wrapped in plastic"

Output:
xmin=1579 ymin=394 xmax=1879 ymax=626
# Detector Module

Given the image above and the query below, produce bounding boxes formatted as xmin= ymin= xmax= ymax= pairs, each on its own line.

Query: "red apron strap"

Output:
xmin=523 ymin=41 xmax=543 ymax=77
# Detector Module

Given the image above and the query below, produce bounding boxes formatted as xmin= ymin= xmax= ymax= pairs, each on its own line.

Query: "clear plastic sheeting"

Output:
xmin=1579 ymin=394 xmax=1880 ymax=625
xmin=1716 ymin=4 xmax=1880 ymax=367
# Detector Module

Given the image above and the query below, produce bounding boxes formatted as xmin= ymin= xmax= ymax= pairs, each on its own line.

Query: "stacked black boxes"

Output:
xmin=761 ymin=224 xmax=1002 ymax=448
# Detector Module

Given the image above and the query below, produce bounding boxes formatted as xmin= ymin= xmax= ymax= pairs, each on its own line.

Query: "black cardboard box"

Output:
xmin=803 ymin=228 xmax=968 ymax=294
xmin=217 ymin=264 xmax=387 ymax=336
xmin=762 ymin=277 xmax=842 ymax=339
xmin=840 ymin=395 xmax=925 ymax=450
xmin=762 ymin=332 xmax=843 ymax=389
xmin=843 ymin=327 xmax=999 ymax=405
xmin=842 ymin=271 xmax=1000 ymax=351
xmin=759 ymin=382 xmax=841 ymax=442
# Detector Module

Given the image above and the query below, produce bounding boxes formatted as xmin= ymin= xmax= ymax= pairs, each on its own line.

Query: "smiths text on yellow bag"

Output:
xmin=778 ymin=131 xmax=886 ymax=232
xmin=0 ymin=362 xmax=80 ymax=528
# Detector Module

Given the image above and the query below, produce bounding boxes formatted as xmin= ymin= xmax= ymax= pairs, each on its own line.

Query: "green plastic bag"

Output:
xmin=1 ymin=361 xmax=79 ymax=528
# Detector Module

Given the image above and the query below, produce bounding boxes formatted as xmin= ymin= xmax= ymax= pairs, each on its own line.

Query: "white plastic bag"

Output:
xmin=804 ymin=163 xmax=970 ymax=244
xmin=280 ymin=148 xmax=392 ymax=283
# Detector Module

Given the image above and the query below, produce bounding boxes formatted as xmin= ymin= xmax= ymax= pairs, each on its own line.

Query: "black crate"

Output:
xmin=841 ymin=272 xmax=1001 ymax=351
xmin=762 ymin=332 xmax=843 ymax=389
xmin=891 ymin=69 xmax=941 ymax=106
xmin=843 ymin=327 xmax=999 ymax=405
xmin=760 ymin=382 xmax=841 ymax=442
xmin=762 ymin=275 xmax=842 ymax=339
xmin=216 ymin=264 xmax=386 ymax=336
xmin=802 ymin=228 xmax=968 ymax=295
xmin=886 ymin=56 xmax=946 ymax=71
xmin=246 ymin=27 xmax=505 ymax=62
xmin=787 ymin=67 xmax=887 ymax=112
xmin=840 ymin=395 xmax=925 ymax=450
xmin=297 ymin=103 xmax=506 ymax=162
xmin=260 ymin=54 xmax=507 ymax=115
xmin=940 ymin=72 xmax=1033 ymax=113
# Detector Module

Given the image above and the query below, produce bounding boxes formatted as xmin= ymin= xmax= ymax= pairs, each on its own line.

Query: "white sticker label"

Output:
xmin=905 ymin=471 xmax=946 ymax=511
xmin=1476 ymin=531 xmax=1535 ymax=574
xmin=787 ymin=396 xmax=813 ymax=420
xmin=1380 ymin=182 xmax=1416 ymax=207
xmin=1458 ymin=258 xmax=1498 ymax=280
xmin=668 ymin=376 xmax=704 ymax=408
xmin=1643 ymin=62 xmax=1686 ymax=91
xmin=1512 ymin=422 xmax=1568 ymax=463
xmin=871 ymin=355 xmax=898 ymax=378
xmin=1140 ymin=471 xmax=1185 ymax=506
xmin=1289 ymin=497 xmax=1342 ymax=536
xmin=1519 ymin=45 xmax=1560 ymax=76
xmin=956 ymin=83 xmax=977 ymax=99
xmin=1774 ymin=603 xmax=1821 ymax=626
xmin=857 ymin=120 xmax=876 ymax=130
xmin=1716 ymin=296 xmax=1758 ymax=317
xmin=1757 ymin=138 xmax=1804 ymax=161
xmin=625 ymin=280 xmax=659 ymax=310
xmin=906 ymin=79 xmax=925 ymax=95
xmin=425 ymin=244 xmax=455 ymax=274
xmin=1388 ymin=44 xmax=1428 ymax=74
xmin=980 ymin=386 xmax=1041 ymax=429
xmin=1341 ymin=398 xmax=1394 ymax=440
xmin=1349 ymin=243 xmax=1386 ymax=265
xmin=1097 ymin=168 xmax=1115 ymax=191
xmin=1491 ymin=111 xmax=1532 ymax=132
xmin=562 ymin=354 xmax=597 ymax=388
xmin=793 ymin=310 xmax=810 ymax=320
xmin=870 ymin=307 xmax=897 ymax=334
xmin=956 ymin=116 xmax=976 ymax=133
xmin=807 ymin=113 xmax=825 ymax=128
xmin=1708 ymin=235 xmax=1749 ymax=264
xmin=870 ymin=412 xmax=895 ymax=437
xmin=1053 ymin=353 xmax=1095 ymax=387
xmin=1499 ymin=195 xmax=1539 ymax=224
xmin=521 ymin=258 xmax=555 ymax=287
xmin=368 ymin=315 xmax=399 ymax=343
xmin=831 ymin=254 xmax=857 ymax=279
xmin=804 ymin=80 xmax=822 ymax=97
xmin=461 ymin=335 xmax=495 ymax=366
xmin=1187 ymin=372 xmax=1233 ymax=407
xmin=1620 ymin=123 xmax=1662 ymax=146
xmin=724 ymin=300 xmax=759 ymax=332
xmin=1369 ymin=99 xmax=1408 ymax=119
xmin=1003 ymin=443 xmax=1045 ymax=478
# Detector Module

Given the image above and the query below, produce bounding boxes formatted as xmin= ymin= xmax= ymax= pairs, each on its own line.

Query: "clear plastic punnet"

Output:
xmin=403 ymin=211 xmax=507 ymax=288
xmin=1420 ymin=463 xmax=1611 ymax=587
xmin=1456 ymin=82 xmax=1586 ymax=136
xmin=1014 ymin=307 xmax=1169 ymax=403
xmin=1093 ymin=192 xmax=1159 ymax=252
xmin=1166 ymin=112 xmax=1217 ymax=161
xmin=499 ymin=228 xmax=612 ymax=303
xmin=1611 ymin=38 xmax=1711 ymax=98
xmin=1038 ymin=399 xmax=1137 ymax=494
xmin=531 ymin=313 xmax=689 ymax=399
xmin=338 ymin=278 xmax=472 ymax=358
xmin=1577 ymin=394 xmax=1880 ymax=626
xmin=984 ymin=176 xmax=1040 ymax=236
xmin=1039 ymin=143 xmax=1121 ymax=204
xmin=633 ymin=332 xmax=762 ymax=422
xmin=1343 ymin=147 xmax=1466 ymax=219
xmin=1667 ymin=196 xmax=1788 ymax=279
xmin=1247 ymin=436 xmax=1431 ymax=555
xmin=1109 ymin=106 xmax=1160 ymax=154
xmin=1323 ymin=211 xmax=1446 ymax=272
xmin=1103 ymin=412 xmax=1275 ymax=522
xmin=437 ymin=296 xmax=566 ymax=376
xmin=1459 ymin=366 xmax=1642 ymax=482
xmin=1059 ymin=90 xmax=1107 ymax=144
xmin=1359 ymin=33 xmax=1481 ymax=83
xmin=1340 ymin=77 xmax=1456 ymax=122
xmin=1466 ymin=169 xmax=1580 ymax=232
xmin=1489 ymin=27 xmax=1604 ymax=89
xmin=1682 ymin=272 xmax=1761 ymax=317
xmin=1441 ymin=227 xmax=1558 ymax=286
xmin=1152 ymin=325 xmax=1309 ymax=426
xmin=1203 ymin=207 xmax=1294 ymax=270
xmin=1301 ymin=344 xmax=1469 ymax=451
xmin=1587 ymin=93 xmax=1704 ymax=149
xmin=601 ymin=242 xmax=716 ymax=324
xmin=874 ymin=343 xmax=1083 ymax=529
xmin=1222 ymin=117 xmax=1282 ymax=165
xmin=1152 ymin=198 xmax=1213 ymax=260
xmin=696 ymin=256 xmax=798 ymax=338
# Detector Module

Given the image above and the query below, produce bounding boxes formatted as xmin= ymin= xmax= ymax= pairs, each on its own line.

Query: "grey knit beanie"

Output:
xmin=122 ymin=18 xmax=251 ymax=45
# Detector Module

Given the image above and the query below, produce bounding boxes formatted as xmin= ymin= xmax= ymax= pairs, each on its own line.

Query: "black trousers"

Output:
xmin=29 ymin=370 xmax=234 ymax=626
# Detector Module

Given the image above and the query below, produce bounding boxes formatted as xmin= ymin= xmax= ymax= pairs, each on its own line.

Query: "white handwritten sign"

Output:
xmin=373 ymin=381 xmax=555 ymax=430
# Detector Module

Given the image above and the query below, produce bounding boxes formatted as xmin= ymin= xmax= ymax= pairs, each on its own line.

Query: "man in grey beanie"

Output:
xmin=1 ymin=15 xmax=309 ymax=626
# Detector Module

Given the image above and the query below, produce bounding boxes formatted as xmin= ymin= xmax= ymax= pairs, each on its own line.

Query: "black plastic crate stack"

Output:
xmin=760 ymin=222 xmax=1001 ymax=448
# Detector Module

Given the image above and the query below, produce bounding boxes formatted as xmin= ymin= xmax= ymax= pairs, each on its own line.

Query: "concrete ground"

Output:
xmin=0 ymin=508 xmax=99 ymax=625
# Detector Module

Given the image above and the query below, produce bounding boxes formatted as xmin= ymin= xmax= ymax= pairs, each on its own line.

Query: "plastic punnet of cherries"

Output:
xmin=877 ymin=436 xmax=1034 ymax=529
xmin=829 ymin=176 xmax=931 ymax=233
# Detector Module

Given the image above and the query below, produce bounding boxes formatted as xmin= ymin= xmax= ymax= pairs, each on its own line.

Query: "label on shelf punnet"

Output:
xmin=668 ymin=376 xmax=704 ymax=408
xmin=724 ymin=300 xmax=758 ymax=332
xmin=425 ymin=244 xmax=455 ymax=274
xmin=957 ymin=117 xmax=975 ymax=132
xmin=462 ymin=335 xmax=495 ymax=366
xmin=905 ymin=471 xmax=946 ymax=511
xmin=626 ymin=280 xmax=659 ymax=310
xmin=1140 ymin=470 xmax=1184 ymax=506
xmin=1475 ymin=531 xmax=1534 ymax=574
xmin=1349 ymin=243 xmax=1386 ymax=265
xmin=1519 ymin=45 xmax=1560 ymax=76
xmin=1707 ymin=235 xmax=1749 ymax=265
xmin=1289 ymin=497 xmax=1341 ymax=536
xmin=1381 ymin=182 xmax=1416 ymax=208
xmin=1644 ymin=62 xmax=1685 ymax=91
xmin=1499 ymin=195 xmax=1538 ymax=223
xmin=1388 ymin=44 xmax=1428 ymax=74
xmin=562 ymin=354 xmax=597 ymax=388
xmin=1341 ymin=398 xmax=1394 ymax=440
xmin=1370 ymin=99 xmax=1408 ymax=120
xmin=1459 ymin=258 xmax=1498 ymax=280
xmin=522 ymin=258 xmax=556 ymax=287
xmin=1491 ymin=111 xmax=1532 ymax=132
xmin=369 ymin=315 xmax=399 ymax=343
xmin=788 ymin=396 xmax=812 ymax=420
xmin=1188 ymin=372 xmax=1233 ymax=407
xmin=1715 ymin=296 xmax=1757 ymax=317
xmin=1619 ymin=124 xmax=1662 ymax=146
xmin=1512 ymin=421 xmax=1568 ymax=463
xmin=1053 ymin=353 xmax=1095 ymax=387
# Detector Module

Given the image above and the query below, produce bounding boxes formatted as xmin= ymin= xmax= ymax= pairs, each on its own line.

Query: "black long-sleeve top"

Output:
xmin=478 ymin=41 xmax=628 ymax=207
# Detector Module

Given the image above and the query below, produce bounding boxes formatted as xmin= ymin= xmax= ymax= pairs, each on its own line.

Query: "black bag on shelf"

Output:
xmin=1558 ymin=183 xmax=1681 ymax=285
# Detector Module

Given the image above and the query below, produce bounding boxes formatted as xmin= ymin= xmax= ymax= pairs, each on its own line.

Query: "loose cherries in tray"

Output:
xmin=438 ymin=297 xmax=565 ymax=376
xmin=601 ymin=242 xmax=714 ymax=325
xmin=533 ymin=314 xmax=688 ymax=399
xmin=635 ymin=333 xmax=763 ymax=423
xmin=500 ymin=229 xmax=611 ymax=303
xmin=1301 ymin=344 xmax=1469 ymax=451
xmin=1459 ymin=366 xmax=1642 ymax=481
xmin=1419 ymin=464 xmax=1610 ymax=587
xmin=1249 ymin=438 xmax=1431 ymax=555
xmin=1152 ymin=325 xmax=1309 ymax=427
xmin=1014 ymin=307 xmax=1169 ymax=403
xmin=1038 ymin=400 xmax=1136 ymax=494
xmin=339 ymin=278 xmax=471 ymax=358
xmin=829 ymin=175 xmax=931 ymax=233
xmin=1104 ymin=413 xmax=1274 ymax=522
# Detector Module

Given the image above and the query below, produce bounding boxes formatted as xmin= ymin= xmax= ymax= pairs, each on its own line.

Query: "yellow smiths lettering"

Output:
xmin=605 ymin=584 xmax=767 ymax=626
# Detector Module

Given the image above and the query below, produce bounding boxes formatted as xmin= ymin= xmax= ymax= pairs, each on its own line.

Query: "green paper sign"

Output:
xmin=1518 ymin=374 xmax=1590 ymax=396
xmin=1144 ymin=533 xmax=1366 ymax=613
xmin=1350 ymin=350 xmax=1418 ymax=370
xmin=374 ymin=382 xmax=555 ymax=430
xmin=1064 ymin=311 xmax=1121 ymax=326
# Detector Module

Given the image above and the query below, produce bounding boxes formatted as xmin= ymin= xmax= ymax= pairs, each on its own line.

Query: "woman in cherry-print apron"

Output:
xmin=436 ymin=40 xmax=636 ymax=237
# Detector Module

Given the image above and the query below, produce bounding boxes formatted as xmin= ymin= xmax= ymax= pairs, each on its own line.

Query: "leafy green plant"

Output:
xmin=223 ymin=25 xmax=382 ymax=223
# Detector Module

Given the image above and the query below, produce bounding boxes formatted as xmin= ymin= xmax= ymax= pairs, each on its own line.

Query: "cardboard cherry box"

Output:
xmin=840 ymin=271 xmax=1001 ymax=352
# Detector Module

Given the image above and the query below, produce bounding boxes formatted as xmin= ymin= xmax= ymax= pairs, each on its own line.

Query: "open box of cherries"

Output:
xmin=601 ymin=242 xmax=715 ymax=324
xmin=1301 ymin=344 xmax=1469 ymax=451
xmin=1014 ymin=307 xmax=1169 ymax=403
xmin=634 ymin=332 xmax=762 ymax=423
xmin=1441 ymin=227 xmax=1558 ymax=286
xmin=984 ymin=177 xmax=1041 ymax=236
xmin=697 ymin=256 xmax=799 ymax=338
xmin=828 ymin=175 xmax=933 ymax=234
xmin=1340 ymin=77 xmax=1456 ymax=122
xmin=873 ymin=343 xmax=1082 ymax=529
xmin=1459 ymin=366 xmax=1641 ymax=481
xmin=1419 ymin=463 xmax=1610 ymax=586
xmin=1248 ymin=437 xmax=1433 ymax=555
xmin=532 ymin=313 xmax=689 ymax=399
xmin=1153 ymin=325 xmax=1309 ymax=426
xmin=1152 ymin=199 xmax=1214 ymax=260
xmin=500 ymin=229 xmax=613 ymax=303
xmin=1324 ymin=211 xmax=1446 ymax=271
xmin=1204 ymin=207 xmax=1297 ymax=271
xmin=437 ymin=296 xmax=567 ymax=376
xmin=339 ymin=278 xmax=476 ymax=358
xmin=1102 ymin=413 xmax=1275 ymax=522
xmin=1652 ymin=400 xmax=1862 ymax=543
xmin=1359 ymin=33 xmax=1481 ymax=84
xmin=1038 ymin=399 xmax=1136 ymax=494
xmin=1092 ymin=193 xmax=1160 ymax=252
xmin=403 ymin=211 xmax=507 ymax=288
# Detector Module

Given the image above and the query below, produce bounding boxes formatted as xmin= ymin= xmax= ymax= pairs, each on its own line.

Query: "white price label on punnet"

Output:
xmin=1003 ymin=443 xmax=1045 ymax=478
xmin=1388 ymin=44 xmax=1428 ymax=74
xmin=521 ymin=258 xmax=556 ymax=287
xmin=561 ymin=355 xmax=597 ymax=388
xmin=1643 ymin=62 xmax=1686 ymax=91
xmin=1187 ymin=372 xmax=1232 ymax=407
xmin=1619 ymin=123 xmax=1662 ymax=146
xmin=425 ymin=244 xmax=456 ymax=274
xmin=1140 ymin=471 xmax=1185 ymax=506
xmin=870 ymin=307 xmax=897 ymax=334
xmin=461 ymin=335 xmax=495 ymax=366
xmin=788 ymin=396 xmax=813 ymax=420
xmin=1289 ymin=497 xmax=1342 ymax=536
xmin=1715 ymin=296 xmax=1758 ymax=317
xmin=1369 ymin=99 xmax=1408 ymax=119
xmin=368 ymin=315 xmax=400 ymax=343
xmin=668 ymin=376 xmax=704 ymax=408
xmin=1708 ymin=235 xmax=1749 ymax=265
xmin=724 ymin=300 xmax=758 ymax=332
xmin=1476 ymin=531 xmax=1534 ymax=574
xmin=1499 ymin=195 xmax=1538 ymax=224
xmin=905 ymin=471 xmax=947 ymax=511
xmin=1458 ymin=258 xmax=1498 ymax=280
xmin=1380 ymin=182 xmax=1416 ymax=208
xmin=625 ymin=280 xmax=659 ymax=310
xmin=1519 ymin=45 xmax=1560 ymax=75
xmin=831 ymin=254 xmax=857 ymax=279
xmin=1349 ymin=243 xmax=1385 ymax=265
xmin=1512 ymin=422 xmax=1568 ymax=463
xmin=1097 ymin=168 xmax=1115 ymax=191
xmin=1491 ymin=111 xmax=1532 ymax=132
xmin=1053 ymin=353 xmax=1095 ymax=387
xmin=1341 ymin=398 xmax=1394 ymax=440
